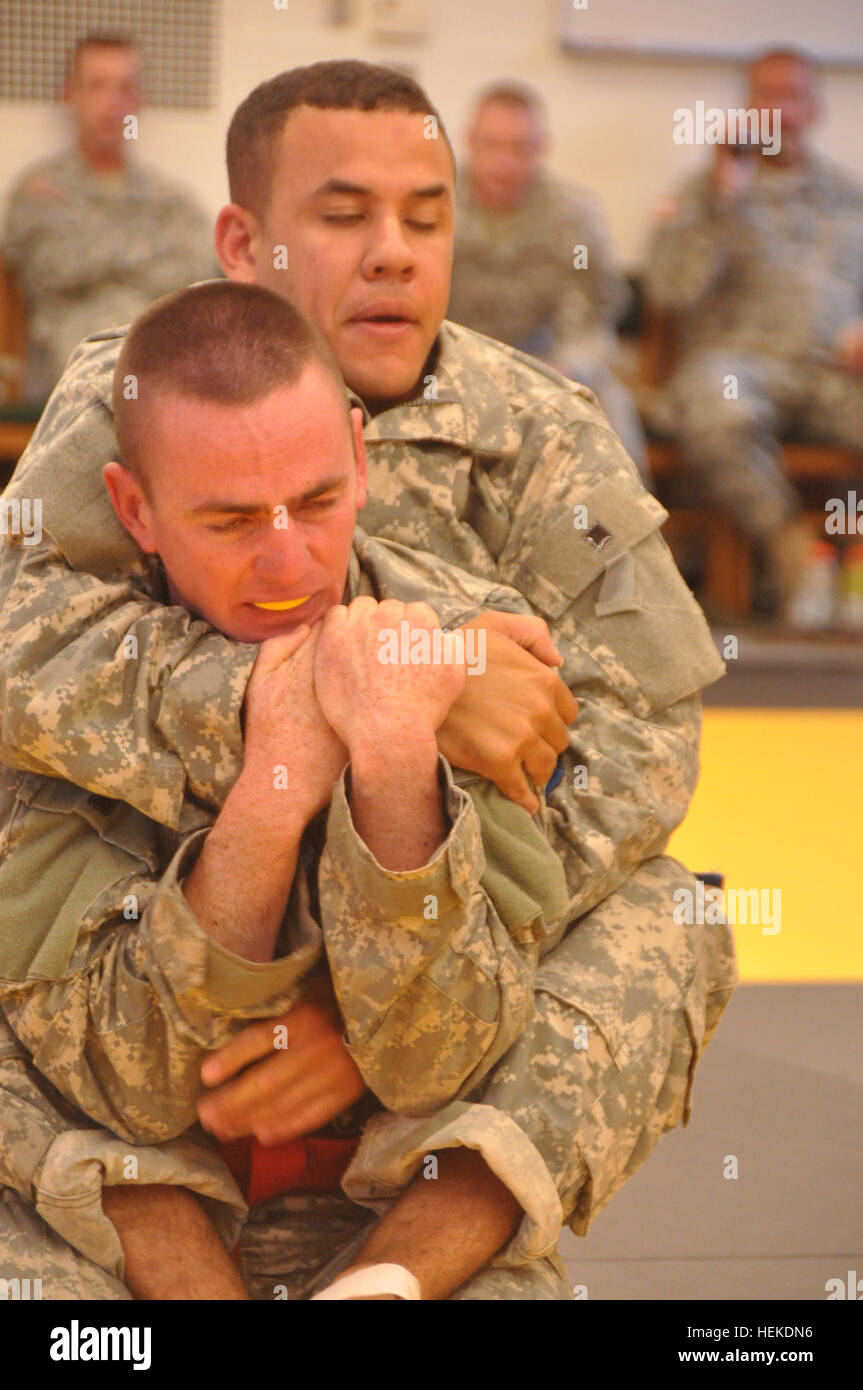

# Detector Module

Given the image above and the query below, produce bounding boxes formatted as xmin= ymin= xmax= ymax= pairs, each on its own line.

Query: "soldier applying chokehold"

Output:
xmin=447 ymin=82 xmax=650 ymax=483
xmin=0 ymin=60 xmax=735 ymax=1300
xmin=1 ymin=32 xmax=216 ymax=404
xmin=645 ymin=47 xmax=863 ymax=629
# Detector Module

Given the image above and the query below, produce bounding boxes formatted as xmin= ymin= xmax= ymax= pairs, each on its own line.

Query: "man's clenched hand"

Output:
xmin=243 ymin=624 xmax=348 ymax=820
xmin=198 ymin=974 xmax=365 ymax=1144
xmin=313 ymin=596 xmax=466 ymax=759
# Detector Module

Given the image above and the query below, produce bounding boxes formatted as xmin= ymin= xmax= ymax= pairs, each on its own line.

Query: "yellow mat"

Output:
xmin=668 ymin=709 xmax=863 ymax=982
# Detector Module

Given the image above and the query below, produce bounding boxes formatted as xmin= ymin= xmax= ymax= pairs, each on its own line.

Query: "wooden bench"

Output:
xmin=0 ymin=253 xmax=37 ymax=484
xmin=639 ymin=310 xmax=863 ymax=616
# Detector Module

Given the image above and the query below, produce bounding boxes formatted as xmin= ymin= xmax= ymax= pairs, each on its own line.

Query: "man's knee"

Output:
xmin=0 ymin=1189 xmax=131 ymax=1301
xmin=448 ymin=1249 xmax=573 ymax=1301
xmin=669 ymin=352 xmax=782 ymax=444
xmin=477 ymin=857 xmax=737 ymax=1229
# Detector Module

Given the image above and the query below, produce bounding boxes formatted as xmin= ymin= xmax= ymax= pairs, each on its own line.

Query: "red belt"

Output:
xmin=216 ymin=1134 xmax=360 ymax=1207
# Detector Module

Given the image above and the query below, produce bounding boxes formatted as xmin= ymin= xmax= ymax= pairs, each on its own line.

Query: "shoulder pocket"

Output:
xmin=508 ymin=475 xmax=725 ymax=717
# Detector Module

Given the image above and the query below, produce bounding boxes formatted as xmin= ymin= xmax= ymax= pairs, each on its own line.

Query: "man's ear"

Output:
xmin=215 ymin=203 xmax=262 ymax=283
xmin=102 ymin=461 xmax=158 ymax=553
xmin=350 ymin=407 xmax=369 ymax=512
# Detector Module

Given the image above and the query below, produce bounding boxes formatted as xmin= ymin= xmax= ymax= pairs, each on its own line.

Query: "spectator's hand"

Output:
xmin=198 ymin=973 xmax=365 ymax=1144
xmin=313 ymin=597 xmax=466 ymax=758
xmin=437 ymin=612 xmax=578 ymax=816
xmin=243 ymin=625 xmax=348 ymax=820
xmin=710 ymin=143 xmax=758 ymax=204
xmin=835 ymin=319 xmax=863 ymax=375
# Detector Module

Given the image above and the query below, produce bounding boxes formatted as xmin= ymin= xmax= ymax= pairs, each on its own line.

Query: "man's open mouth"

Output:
xmin=350 ymin=303 xmax=418 ymax=328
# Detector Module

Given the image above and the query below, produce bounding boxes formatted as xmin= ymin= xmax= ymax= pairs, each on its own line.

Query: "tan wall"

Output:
xmin=1 ymin=0 xmax=861 ymax=268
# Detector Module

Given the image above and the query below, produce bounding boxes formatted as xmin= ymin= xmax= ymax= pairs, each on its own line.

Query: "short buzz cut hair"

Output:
xmin=471 ymin=81 xmax=547 ymax=124
xmin=69 ymin=33 xmax=138 ymax=81
xmin=749 ymin=46 xmax=820 ymax=79
xmin=226 ymin=59 xmax=453 ymax=218
xmin=113 ymin=281 xmax=347 ymax=488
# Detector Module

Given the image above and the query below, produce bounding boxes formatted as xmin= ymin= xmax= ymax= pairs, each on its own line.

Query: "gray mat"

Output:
xmin=559 ymin=984 xmax=863 ymax=1299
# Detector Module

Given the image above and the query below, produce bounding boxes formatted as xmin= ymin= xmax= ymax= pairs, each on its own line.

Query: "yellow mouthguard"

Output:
xmin=253 ymin=597 xmax=310 ymax=611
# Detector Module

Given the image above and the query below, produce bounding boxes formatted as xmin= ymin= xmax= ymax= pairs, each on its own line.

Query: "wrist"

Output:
xmin=227 ymin=759 xmax=318 ymax=841
xmin=349 ymin=731 xmax=439 ymax=788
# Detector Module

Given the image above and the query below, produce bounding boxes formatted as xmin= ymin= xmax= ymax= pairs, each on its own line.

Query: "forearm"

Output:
xmin=340 ymin=1147 xmax=521 ymax=1300
xmin=4 ymin=214 xmax=137 ymax=295
xmin=0 ymin=538 xmax=254 ymax=825
xmin=543 ymin=689 xmax=704 ymax=926
xmin=182 ymin=759 xmax=311 ymax=962
xmin=348 ymin=732 xmax=445 ymax=869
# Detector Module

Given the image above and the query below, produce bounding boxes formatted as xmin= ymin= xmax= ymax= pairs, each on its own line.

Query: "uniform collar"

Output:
xmin=355 ymin=322 xmax=522 ymax=459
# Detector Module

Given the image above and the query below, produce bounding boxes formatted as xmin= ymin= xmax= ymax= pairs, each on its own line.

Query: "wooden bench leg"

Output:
xmin=706 ymin=516 xmax=752 ymax=616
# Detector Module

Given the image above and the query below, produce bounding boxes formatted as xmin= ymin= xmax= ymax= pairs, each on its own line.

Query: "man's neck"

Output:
xmin=78 ymin=137 xmax=126 ymax=174
xmin=760 ymin=140 xmax=809 ymax=174
xmin=359 ymin=342 xmax=442 ymax=418
xmin=468 ymin=171 xmax=531 ymax=214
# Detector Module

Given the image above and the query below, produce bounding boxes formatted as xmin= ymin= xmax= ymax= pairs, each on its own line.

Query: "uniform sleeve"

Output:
xmin=644 ymin=172 xmax=741 ymax=312
xmin=0 ymin=801 xmax=322 ymax=1145
xmin=0 ymin=350 xmax=255 ymax=826
xmin=494 ymin=401 xmax=725 ymax=925
xmin=0 ymin=1013 xmax=245 ymax=1278
xmin=318 ymin=758 xmax=570 ymax=1115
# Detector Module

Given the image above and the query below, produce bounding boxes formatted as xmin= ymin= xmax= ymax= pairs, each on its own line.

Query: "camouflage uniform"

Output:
xmin=0 ymin=529 xmax=573 ymax=1140
xmin=644 ymin=154 xmax=863 ymax=538
xmin=1 ymin=149 xmax=216 ymax=402
xmin=0 ymin=525 xmax=574 ymax=1299
xmin=448 ymin=171 xmax=649 ymax=478
xmin=0 ymin=318 xmax=736 ymax=1299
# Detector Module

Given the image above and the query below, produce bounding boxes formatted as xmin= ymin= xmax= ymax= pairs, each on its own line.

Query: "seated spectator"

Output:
xmin=645 ymin=48 xmax=863 ymax=627
xmin=1 ymin=33 xmax=216 ymax=403
xmin=447 ymin=82 xmax=650 ymax=483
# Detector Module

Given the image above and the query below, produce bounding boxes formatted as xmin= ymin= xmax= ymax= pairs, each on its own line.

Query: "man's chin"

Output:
xmin=232 ymin=593 xmax=330 ymax=642
xmin=338 ymin=340 xmax=435 ymax=407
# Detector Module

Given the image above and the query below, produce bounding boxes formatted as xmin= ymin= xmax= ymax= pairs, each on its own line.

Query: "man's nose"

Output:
xmin=361 ymin=213 xmax=415 ymax=279
xmin=254 ymin=518 xmax=309 ymax=584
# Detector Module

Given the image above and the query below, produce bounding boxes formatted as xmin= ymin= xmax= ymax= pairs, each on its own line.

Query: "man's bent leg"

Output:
xmin=333 ymin=857 xmax=734 ymax=1293
xmin=668 ymin=352 xmax=800 ymax=537
xmin=0 ymin=1188 xmax=131 ymax=1300
xmin=101 ymin=1185 xmax=249 ymax=1299
xmin=473 ymin=854 xmax=738 ymax=1235
xmin=798 ymin=366 xmax=863 ymax=453
xmin=448 ymin=1252 xmax=572 ymax=1300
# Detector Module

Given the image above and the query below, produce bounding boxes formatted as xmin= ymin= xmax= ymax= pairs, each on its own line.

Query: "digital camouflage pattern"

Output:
xmin=0 ymin=532 xmax=573 ymax=1143
xmin=0 ymin=994 xmax=571 ymax=1301
xmin=449 ymin=171 xmax=627 ymax=370
xmin=0 ymin=316 xmax=736 ymax=1295
xmin=645 ymin=154 xmax=863 ymax=536
xmin=1 ymin=149 xmax=216 ymax=401
xmin=0 ymin=1010 xmax=245 ymax=1292
xmin=448 ymin=171 xmax=648 ymax=473
xmin=237 ymin=1188 xmax=572 ymax=1301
